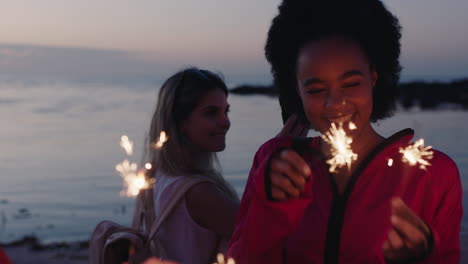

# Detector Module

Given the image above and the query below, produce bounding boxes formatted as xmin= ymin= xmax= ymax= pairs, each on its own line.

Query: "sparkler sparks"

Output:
xmin=120 ymin=135 xmax=134 ymax=156
xmin=399 ymin=139 xmax=433 ymax=170
xmin=153 ymin=131 xmax=168 ymax=149
xmin=215 ymin=253 xmax=236 ymax=264
xmin=115 ymin=160 xmax=149 ymax=197
xmin=387 ymin=158 xmax=394 ymax=167
xmin=116 ymin=132 xmax=168 ymax=197
xmin=145 ymin=163 xmax=152 ymax=170
xmin=321 ymin=122 xmax=358 ymax=173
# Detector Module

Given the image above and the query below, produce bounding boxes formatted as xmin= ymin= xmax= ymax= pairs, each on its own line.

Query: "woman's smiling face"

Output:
xmin=180 ymin=88 xmax=230 ymax=152
xmin=296 ymin=35 xmax=377 ymax=137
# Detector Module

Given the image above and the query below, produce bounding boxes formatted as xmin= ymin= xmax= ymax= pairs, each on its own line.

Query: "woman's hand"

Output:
xmin=124 ymin=257 xmax=177 ymax=264
xmin=268 ymin=149 xmax=311 ymax=201
xmin=382 ymin=197 xmax=432 ymax=262
xmin=276 ymin=113 xmax=309 ymax=137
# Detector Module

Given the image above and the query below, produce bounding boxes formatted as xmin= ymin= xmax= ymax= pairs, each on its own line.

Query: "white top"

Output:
xmin=153 ymin=171 xmax=221 ymax=264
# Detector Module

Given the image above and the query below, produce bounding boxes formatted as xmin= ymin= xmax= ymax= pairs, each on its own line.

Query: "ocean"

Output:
xmin=0 ymin=75 xmax=467 ymax=243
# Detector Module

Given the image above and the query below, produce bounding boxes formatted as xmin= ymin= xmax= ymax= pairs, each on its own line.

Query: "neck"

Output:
xmin=187 ymin=150 xmax=214 ymax=174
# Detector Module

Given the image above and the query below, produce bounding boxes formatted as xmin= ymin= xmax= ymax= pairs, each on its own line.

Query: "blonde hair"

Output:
xmin=143 ymin=67 xmax=238 ymax=200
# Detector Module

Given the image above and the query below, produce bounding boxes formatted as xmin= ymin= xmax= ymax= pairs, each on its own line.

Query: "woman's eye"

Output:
xmin=307 ymin=89 xmax=325 ymax=94
xmin=343 ymin=82 xmax=360 ymax=88
xmin=205 ymin=110 xmax=217 ymax=116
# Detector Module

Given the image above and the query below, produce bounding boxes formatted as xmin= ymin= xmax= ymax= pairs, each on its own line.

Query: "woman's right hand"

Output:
xmin=269 ymin=149 xmax=311 ymax=201
xmin=141 ymin=257 xmax=178 ymax=264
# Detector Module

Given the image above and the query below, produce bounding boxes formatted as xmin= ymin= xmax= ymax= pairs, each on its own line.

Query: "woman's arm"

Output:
xmin=227 ymin=137 xmax=314 ymax=264
xmin=382 ymin=152 xmax=462 ymax=264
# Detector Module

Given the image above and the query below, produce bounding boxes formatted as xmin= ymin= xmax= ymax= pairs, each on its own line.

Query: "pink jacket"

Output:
xmin=0 ymin=248 xmax=12 ymax=264
xmin=228 ymin=129 xmax=462 ymax=263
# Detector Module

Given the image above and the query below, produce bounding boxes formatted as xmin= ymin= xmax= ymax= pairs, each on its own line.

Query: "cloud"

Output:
xmin=0 ymin=43 xmax=271 ymax=85
xmin=32 ymin=100 xmax=77 ymax=114
xmin=0 ymin=44 xmax=168 ymax=76
xmin=0 ymin=98 xmax=21 ymax=105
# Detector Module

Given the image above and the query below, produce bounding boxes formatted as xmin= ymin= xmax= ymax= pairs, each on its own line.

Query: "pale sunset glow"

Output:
xmin=0 ymin=0 xmax=466 ymax=83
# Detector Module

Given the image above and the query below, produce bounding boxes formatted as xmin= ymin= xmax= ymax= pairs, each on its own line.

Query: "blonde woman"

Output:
xmin=137 ymin=68 xmax=239 ymax=264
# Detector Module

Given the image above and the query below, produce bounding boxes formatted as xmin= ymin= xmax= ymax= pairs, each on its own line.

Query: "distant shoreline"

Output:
xmin=230 ymin=79 xmax=468 ymax=110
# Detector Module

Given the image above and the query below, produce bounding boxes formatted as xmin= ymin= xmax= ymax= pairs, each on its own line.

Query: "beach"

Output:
xmin=2 ymin=234 xmax=468 ymax=263
xmin=1 ymin=237 xmax=88 ymax=264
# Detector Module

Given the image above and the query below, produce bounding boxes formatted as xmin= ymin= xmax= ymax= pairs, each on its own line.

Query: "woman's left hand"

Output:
xmin=382 ymin=197 xmax=432 ymax=262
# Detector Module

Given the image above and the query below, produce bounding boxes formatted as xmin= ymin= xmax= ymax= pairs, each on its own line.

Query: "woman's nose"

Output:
xmin=219 ymin=114 xmax=231 ymax=130
xmin=325 ymin=89 xmax=346 ymax=110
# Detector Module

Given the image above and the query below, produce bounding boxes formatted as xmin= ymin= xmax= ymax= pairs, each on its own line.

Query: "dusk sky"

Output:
xmin=1 ymin=0 xmax=468 ymax=84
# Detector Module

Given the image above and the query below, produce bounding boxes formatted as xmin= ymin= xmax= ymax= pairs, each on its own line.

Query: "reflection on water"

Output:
xmin=0 ymin=78 xmax=467 ymax=243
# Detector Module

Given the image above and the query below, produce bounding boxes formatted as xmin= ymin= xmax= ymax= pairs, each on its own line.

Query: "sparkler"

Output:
xmin=145 ymin=163 xmax=152 ymax=170
xmin=321 ymin=122 xmax=358 ymax=173
xmin=120 ymin=135 xmax=134 ymax=156
xmin=214 ymin=253 xmax=236 ymax=264
xmin=116 ymin=131 xmax=168 ymax=197
xmin=153 ymin=131 xmax=168 ymax=149
xmin=399 ymin=139 xmax=433 ymax=170
xmin=387 ymin=158 xmax=394 ymax=167
xmin=115 ymin=160 xmax=149 ymax=197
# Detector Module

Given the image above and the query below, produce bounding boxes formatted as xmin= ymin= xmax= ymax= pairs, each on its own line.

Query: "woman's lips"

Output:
xmin=327 ymin=113 xmax=353 ymax=124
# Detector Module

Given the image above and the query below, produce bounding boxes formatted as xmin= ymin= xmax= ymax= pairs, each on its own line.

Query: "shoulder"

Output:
xmin=185 ymin=181 xmax=237 ymax=215
xmin=186 ymin=181 xmax=226 ymax=205
xmin=185 ymin=181 xmax=239 ymax=234
xmin=429 ymin=149 xmax=460 ymax=183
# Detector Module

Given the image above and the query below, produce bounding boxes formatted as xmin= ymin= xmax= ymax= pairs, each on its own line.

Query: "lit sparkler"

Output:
xmin=215 ymin=253 xmax=236 ymax=264
xmin=387 ymin=158 xmax=394 ymax=167
xmin=145 ymin=163 xmax=152 ymax=170
xmin=153 ymin=131 xmax=168 ymax=149
xmin=116 ymin=132 xmax=168 ymax=197
xmin=399 ymin=139 xmax=433 ymax=170
xmin=115 ymin=160 xmax=149 ymax=197
xmin=321 ymin=122 xmax=358 ymax=173
xmin=120 ymin=135 xmax=134 ymax=156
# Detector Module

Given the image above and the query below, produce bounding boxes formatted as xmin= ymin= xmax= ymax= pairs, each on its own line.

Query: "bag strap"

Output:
xmin=132 ymin=187 xmax=154 ymax=232
xmin=146 ymin=177 xmax=210 ymax=243
xmin=143 ymin=187 xmax=155 ymax=233
xmin=132 ymin=190 xmax=145 ymax=230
